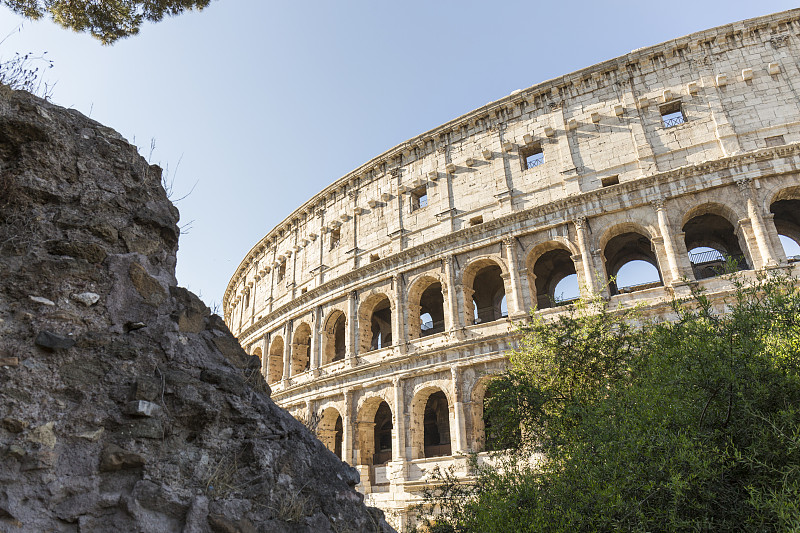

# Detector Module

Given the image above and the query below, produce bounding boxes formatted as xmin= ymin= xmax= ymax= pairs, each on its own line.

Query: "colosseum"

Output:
xmin=225 ymin=9 xmax=800 ymax=528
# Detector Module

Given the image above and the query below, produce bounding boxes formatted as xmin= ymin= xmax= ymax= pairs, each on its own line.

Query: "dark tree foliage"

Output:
xmin=2 ymin=0 xmax=212 ymax=44
xmin=414 ymin=273 xmax=800 ymax=532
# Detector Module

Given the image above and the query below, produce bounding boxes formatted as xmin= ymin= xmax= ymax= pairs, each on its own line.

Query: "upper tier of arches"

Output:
xmin=250 ymin=181 xmax=800 ymax=386
xmin=225 ymin=9 xmax=800 ymax=334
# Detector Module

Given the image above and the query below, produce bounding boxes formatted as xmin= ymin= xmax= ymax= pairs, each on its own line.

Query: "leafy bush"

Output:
xmin=414 ymin=273 xmax=800 ymax=532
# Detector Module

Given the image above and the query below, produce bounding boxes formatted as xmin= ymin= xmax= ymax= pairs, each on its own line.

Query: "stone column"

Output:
xmin=260 ymin=334 xmax=269 ymax=377
xmin=462 ymin=286 xmax=476 ymax=326
xmin=502 ymin=237 xmax=524 ymax=317
xmin=392 ymin=273 xmax=407 ymax=353
xmin=346 ymin=290 xmax=357 ymax=367
xmin=281 ymin=320 xmax=293 ymax=385
xmin=392 ymin=378 xmax=407 ymax=463
xmin=652 ymin=198 xmax=683 ymax=285
xmin=267 ymin=261 xmax=275 ymax=313
xmin=764 ymin=213 xmax=789 ymax=264
xmin=443 ymin=256 xmax=460 ymax=332
xmin=250 ymin=276 xmax=258 ymax=325
xmin=451 ymin=367 xmax=468 ymax=454
xmin=343 ymin=389 xmax=354 ymax=465
xmin=737 ymin=178 xmax=778 ymax=268
xmin=574 ymin=217 xmax=598 ymax=296
xmin=310 ymin=305 xmax=322 ymax=376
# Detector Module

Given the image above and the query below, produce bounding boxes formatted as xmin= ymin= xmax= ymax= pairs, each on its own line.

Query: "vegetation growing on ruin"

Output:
xmin=414 ymin=272 xmax=800 ymax=532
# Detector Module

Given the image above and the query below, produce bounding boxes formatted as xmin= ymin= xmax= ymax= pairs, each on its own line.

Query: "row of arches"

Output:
xmin=259 ymin=190 xmax=800 ymax=384
xmin=262 ymin=261 xmax=511 ymax=384
xmin=318 ymin=389 xmax=454 ymax=466
xmin=314 ymin=381 xmax=507 ymax=483
xmin=530 ymin=195 xmax=800 ymax=305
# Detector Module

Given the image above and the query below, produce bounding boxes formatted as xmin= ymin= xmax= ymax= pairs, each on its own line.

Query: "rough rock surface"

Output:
xmin=0 ymin=88 xmax=393 ymax=533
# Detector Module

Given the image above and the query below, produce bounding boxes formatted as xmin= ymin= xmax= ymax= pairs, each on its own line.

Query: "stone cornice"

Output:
xmin=224 ymin=9 xmax=800 ymax=309
xmin=236 ymin=143 xmax=800 ymax=341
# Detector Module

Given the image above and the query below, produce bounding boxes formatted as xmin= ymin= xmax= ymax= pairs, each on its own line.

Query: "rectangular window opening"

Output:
xmin=765 ymin=135 xmax=785 ymax=148
xmin=469 ymin=215 xmax=484 ymax=226
xmin=660 ymin=101 xmax=686 ymax=128
xmin=370 ymin=253 xmax=380 ymax=263
xmin=330 ymin=228 xmax=341 ymax=250
xmin=277 ymin=263 xmax=286 ymax=281
xmin=410 ymin=185 xmax=428 ymax=211
xmin=521 ymin=144 xmax=544 ymax=170
xmin=601 ymin=175 xmax=620 ymax=187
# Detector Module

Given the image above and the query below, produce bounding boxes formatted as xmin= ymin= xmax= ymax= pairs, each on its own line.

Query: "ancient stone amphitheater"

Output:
xmin=225 ymin=9 xmax=800 ymax=528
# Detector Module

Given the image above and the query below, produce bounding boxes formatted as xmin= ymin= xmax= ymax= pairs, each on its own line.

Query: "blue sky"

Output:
xmin=1 ymin=1 xmax=797 ymax=309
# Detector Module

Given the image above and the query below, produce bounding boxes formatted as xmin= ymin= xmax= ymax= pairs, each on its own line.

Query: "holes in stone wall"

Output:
xmin=423 ymin=391 xmax=451 ymax=458
xmin=765 ymin=134 xmax=786 ymax=148
xmin=660 ymin=101 xmax=686 ymax=128
xmin=601 ymin=175 xmax=620 ymax=187
xmin=532 ymin=248 xmax=578 ymax=309
xmin=410 ymin=185 xmax=428 ymax=211
xmin=373 ymin=402 xmax=393 ymax=465
xmin=771 ymin=197 xmax=800 ymax=261
xmin=291 ymin=322 xmax=311 ymax=375
xmin=330 ymin=227 xmax=341 ymax=250
xmin=418 ymin=282 xmax=445 ymax=337
xmin=683 ymin=213 xmax=748 ymax=279
xmin=268 ymin=336 xmax=284 ymax=384
xmin=470 ymin=264 xmax=506 ymax=324
xmin=604 ymin=232 xmax=663 ymax=295
xmin=520 ymin=143 xmax=544 ymax=170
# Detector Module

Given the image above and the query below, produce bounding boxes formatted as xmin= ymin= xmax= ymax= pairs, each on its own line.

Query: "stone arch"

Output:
xmin=461 ymin=256 xmax=510 ymax=326
xmin=407 ymin=273 xmax=445 ymax=339
xmin=291 ymin=322 xmax=312 ymax=375
xmin=252 ymin=346 xmax=263 ymax=359
xmin=468 ymin=376 xmax=493 ymax=453
xmin=318 ymin=406 xmax=344 ymax=460
xmin=769 ymin=186 xmax=800 ymax=261
xmin=355 ymin=396 xmax=393 ymax=466
xmin=322 ymin=309 xmax=347 ymax=365
xmin=599 ymin=223 xmax=663 ymax=296
xmin=410 ymin=386 xmax=453 ymax=459
xmin=357 ymin=292 xmax=393 ymax=353
xmin=682 ymin=202 xmax=750 ymax=279
xmin=525 ymin=240 xmax=581 ymax=309
xmin=267 ymin=336 xmax=284 ymax=385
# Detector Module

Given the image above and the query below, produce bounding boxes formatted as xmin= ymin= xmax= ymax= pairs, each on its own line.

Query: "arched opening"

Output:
xmin=683 ymin=212 xmax=749 ymax=279
xmin=468 ymin=262 xmax=506 ymax=324
xmin=771 ymin=197 xmax=800 ymax=261
xmin=373 ymin=402 xmax=393 ymax=465
xmin=252 ymin=346 xmax=262 ymax=360
xmin=423 ymin=391 xmax=452 ymax=457
xmin=358 ymin=294 xmax=392 ymax=353
xmin=410 ymin=278 xmax=445 ymax=338
xmin=481 ymin=388 xmax=521 ymax=452
xmin=322 ymin=310 xmax=346 ymax=364
xmin=291 ymin=322 xmax=311 ymax=375
xmin=603 ymin=231 xmax=663 ymax=295
xmin=532 ymin=247 xmax=579 ymax=309
xmin=319 ymin=407 xmax=344 ymax=461
xmin=267 ymin=336 xmax=284 ymax=385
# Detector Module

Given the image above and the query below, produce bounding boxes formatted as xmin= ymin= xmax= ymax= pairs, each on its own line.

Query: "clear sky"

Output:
xmin=1 ymin=1 xmax=798 ymax=309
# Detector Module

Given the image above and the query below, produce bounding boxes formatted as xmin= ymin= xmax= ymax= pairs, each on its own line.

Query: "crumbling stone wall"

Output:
xmin=0 ymin=87 xmax=393 ymax=533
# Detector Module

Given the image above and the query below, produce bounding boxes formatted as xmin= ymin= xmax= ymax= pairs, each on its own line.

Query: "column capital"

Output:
xmin=650 ymin=196 xmax=667 ymax=210
xmin=735 ymin=177 xmax=753 ymax=193
xmin=574 ymin=215 xmax=588 ymax=230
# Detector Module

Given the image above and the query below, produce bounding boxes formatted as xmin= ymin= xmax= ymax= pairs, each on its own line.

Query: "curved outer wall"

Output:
xmin=226 ymin=10 xmax=800 ymax=528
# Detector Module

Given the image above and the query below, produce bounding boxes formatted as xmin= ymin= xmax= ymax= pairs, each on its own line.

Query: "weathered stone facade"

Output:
xmin=225 ymin=10 xmax=800 ymax=528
